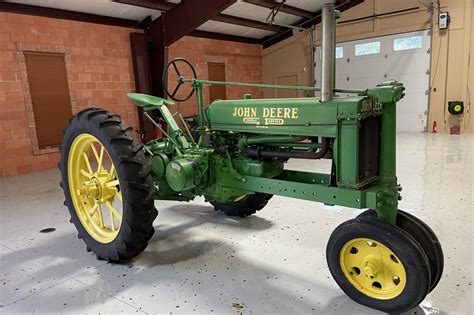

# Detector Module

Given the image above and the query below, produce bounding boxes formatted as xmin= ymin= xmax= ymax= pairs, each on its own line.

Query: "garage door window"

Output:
xmin=335 ymin=47 xmax=343 ymax=59
xmin=354 ymin=41 xmax=380 ymax=56
xmin=393 ymin=35 xmax=423 ymax=51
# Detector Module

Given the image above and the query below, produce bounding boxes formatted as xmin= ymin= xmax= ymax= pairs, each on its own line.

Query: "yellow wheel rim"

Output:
xmin=67 ymin=133 xmax=123 ymax=244
xmin=233 ymin=195 xmax=248 ymax=202
xmin=340 ymin=238 xmax=406 ymax=300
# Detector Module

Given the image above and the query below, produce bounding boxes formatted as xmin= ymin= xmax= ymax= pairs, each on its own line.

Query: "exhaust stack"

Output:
xmin=321 ymin=3 xmax=335 ymax=102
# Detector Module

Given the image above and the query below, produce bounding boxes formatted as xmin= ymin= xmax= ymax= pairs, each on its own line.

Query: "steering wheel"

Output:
xmin=162 ymin=57 xmax=197 ymax=102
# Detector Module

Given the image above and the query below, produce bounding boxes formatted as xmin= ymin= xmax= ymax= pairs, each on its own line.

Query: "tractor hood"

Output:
xmin=206 ymin=96 xmax=377 ymax=137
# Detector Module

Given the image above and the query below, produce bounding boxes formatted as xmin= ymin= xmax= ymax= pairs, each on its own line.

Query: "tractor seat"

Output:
xmin=127 ymin=93 xmax=175 ymax=109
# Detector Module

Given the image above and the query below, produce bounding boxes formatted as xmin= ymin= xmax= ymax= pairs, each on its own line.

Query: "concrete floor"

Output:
xmin=0 ymin=133 xmax=473 ymax=314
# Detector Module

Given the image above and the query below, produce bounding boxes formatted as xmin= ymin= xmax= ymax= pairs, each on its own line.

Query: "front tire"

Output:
xmin=357 ymin=209 xmax=444 ymax=293
xmin=326 ymin=217 xmax=431 ymax=313
xmin=59 ymin=108 xmax=157 ymax=262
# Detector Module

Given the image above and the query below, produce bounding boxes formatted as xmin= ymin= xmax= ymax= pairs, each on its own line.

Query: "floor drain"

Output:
xmin=39 ymin=228 xmax=56 ymax=233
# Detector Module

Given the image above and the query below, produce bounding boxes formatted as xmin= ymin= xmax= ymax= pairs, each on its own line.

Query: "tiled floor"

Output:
xmin=0 ymin=133 xmax=472 ymax=314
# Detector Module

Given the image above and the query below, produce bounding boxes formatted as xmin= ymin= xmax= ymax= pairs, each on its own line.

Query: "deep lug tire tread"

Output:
xmin=326 ymin=217 xmax=431 ymax=313
xmin=211 ymin=193 xmax=272 ymax=217
xmin=59 ymin=108 xmax=158 ymax=263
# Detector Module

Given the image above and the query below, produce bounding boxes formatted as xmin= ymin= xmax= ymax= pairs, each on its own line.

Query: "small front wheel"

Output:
xmin=357 ymin=209 xmax=444 ymax=293
xmin=59 ymin=108 xmax=157 ymax=262
xmin=326 ymin=217 xmax=431 ymax=313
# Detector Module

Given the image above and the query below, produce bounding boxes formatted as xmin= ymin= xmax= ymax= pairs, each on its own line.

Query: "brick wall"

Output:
xmin=0 ymin=13 xmax=140 ymax=177
xmin=0 ymin=13 xmax=263 ymax=177
xmin=168 ymin=36 xmax=263 ymax=117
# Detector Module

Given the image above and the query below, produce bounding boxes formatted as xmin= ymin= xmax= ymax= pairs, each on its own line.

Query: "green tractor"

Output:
xmin=58 ymin=6 xmax=443 ymax=314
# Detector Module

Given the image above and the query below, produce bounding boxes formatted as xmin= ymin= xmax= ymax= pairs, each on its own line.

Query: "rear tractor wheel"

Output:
xmin=59 ymin=108 xmax=157 ymax=262
xmin=210 ymin=193 xmax=272 ymax=217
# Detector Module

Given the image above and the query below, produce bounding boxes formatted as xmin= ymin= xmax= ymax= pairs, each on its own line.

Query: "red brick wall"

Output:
xmin=168 ymin=36 xmax=263 ymax=117
xmin=0 ymin=13 xmax=140 ymax=177
xmin=0 ymin=13 xmax=263 ymax=177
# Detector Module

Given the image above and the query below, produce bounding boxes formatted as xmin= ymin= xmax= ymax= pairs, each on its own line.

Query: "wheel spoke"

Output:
xmin=96 ymin=204 xmax=105 ymax=228
xmin=90 ymin=143 xmax=100 ymax=163
xmin=171 ymin=82 xmax=182 ymax=97
xmin=108 ymin=202 xmax=122 ymax=221
xmin=82 ymin=152 xmax=93 ymax=173
xmin=90 ymin=143 xmax=104 ymax=172
xmin=106 ymin=179 xmax=120 ymax=188
xmin=97 ymin=145 xmax=104 ymax=172
xmin=80 ymin=168 xmax=92 ymax=179
xmin=107 ymin=163 xmax=115 ymax=180
xmin=172 ymin=61 xmax=181 ymax=76
xmin=110 ymin=212 xmax=116 ymax=231
xmin=106 ymin=201 xmax=122 ymax=230
xmin=115 ymin=191 xmax=123 ymax=202
xmin=89 ymin=203 xmax=99 ymax=216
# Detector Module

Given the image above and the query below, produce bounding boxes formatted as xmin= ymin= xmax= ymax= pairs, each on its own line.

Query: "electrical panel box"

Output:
xmin=439 ymin=12 xmax=449 ymax=30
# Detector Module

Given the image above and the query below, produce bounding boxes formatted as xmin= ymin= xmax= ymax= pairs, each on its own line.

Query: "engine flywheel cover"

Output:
xmin=165 ymin=158 xmax=198 ymax=192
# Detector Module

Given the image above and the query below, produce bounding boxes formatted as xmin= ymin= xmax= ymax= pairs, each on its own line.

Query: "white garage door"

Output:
xmin=316 ymin=30 xmax=431 ymax=132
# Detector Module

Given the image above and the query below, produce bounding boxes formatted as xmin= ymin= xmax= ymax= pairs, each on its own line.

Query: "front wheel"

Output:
xmin=357 ymin=209 xmax=443 ymax=293
xmin=326 ymin=217 xmax=431 ymax=313
xmin=59 ymin=108 xmax=157 ymax=262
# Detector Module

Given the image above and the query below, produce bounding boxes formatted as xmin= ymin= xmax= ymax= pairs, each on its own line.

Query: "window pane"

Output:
xmin=354 ymin=41 xmax=380 ymax=56
xmin=393 ymin=35 xmax=423 ymax=51
xmin=335 ymin=46 xmax=343 ymax=59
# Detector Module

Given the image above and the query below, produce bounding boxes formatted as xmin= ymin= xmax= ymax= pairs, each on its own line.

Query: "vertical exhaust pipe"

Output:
xmin=321 ymin=3 xmax=335 ymax=102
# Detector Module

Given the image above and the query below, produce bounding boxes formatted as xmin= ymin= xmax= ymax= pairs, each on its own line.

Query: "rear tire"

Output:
xmin=59 ymin=108 xmax=157 ymax=263
xmin=211 ymin=193 xmax=272 ymax=217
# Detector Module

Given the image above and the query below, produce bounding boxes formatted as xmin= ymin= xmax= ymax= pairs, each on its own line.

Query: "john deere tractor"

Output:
xmin=58 ymin=5 xmax=443 ymax=313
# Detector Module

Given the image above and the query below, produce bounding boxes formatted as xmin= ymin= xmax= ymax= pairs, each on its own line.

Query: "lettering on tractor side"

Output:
xmin=232 ymin=107 xmax=299 ymax=119
xmin=232 ymin=107 xmax=298 ymax=125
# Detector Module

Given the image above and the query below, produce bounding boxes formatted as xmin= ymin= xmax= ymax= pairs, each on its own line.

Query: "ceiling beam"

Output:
xmin=243 ymin=0 xmax=313 ymax=19
xmin=115 ymin=0 xmax=284 ymax=33
xmin=113 ymin=0 xmax=174 ymax=11
xmin=212 ymin=13 xmax=282 ymax=32
xmin=136 ymin=15 xmax=152 ymax=29
xmin=189 ymin=30 xmax=260 ymax=44
xmin=147 ymin=0 xmax=236 ymax=96
xmin=149 ymin=0 xmax=237 ymax=46
xmin=0 ymin=2 xmax=139 ymax=28
xmin=116 ymin=1 xmax=265 ymax=44
xmin=261 ymin=0 xmax=365 ymax=49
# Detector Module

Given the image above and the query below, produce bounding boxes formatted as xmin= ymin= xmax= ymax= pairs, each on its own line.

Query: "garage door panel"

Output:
xmin=339 ymin=76 xmax=385 ymax=90
xmin=399 ymin=95 xmax=429 ymax=112
xmin=335 ymin=60 xmax=349 ymax=78
xmin=389 ymin=73 xmax=429 ymax=94
xmin=316 ymin=31 xmax=430 ymax=131
xmin=335 ymin=78 xmax=348 ymax=89
xmin=345 ymin=56 xmax=388 ymax=77
xmin=386 ymin=53 xmax=430 ymax=75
